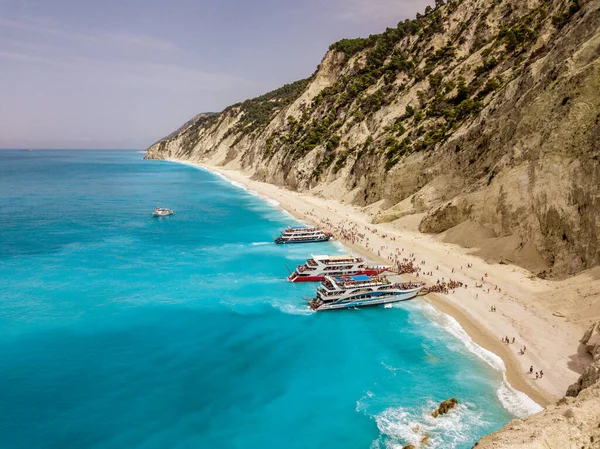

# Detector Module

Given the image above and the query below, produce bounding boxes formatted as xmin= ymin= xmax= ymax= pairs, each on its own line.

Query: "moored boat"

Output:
xmin=152 ymin=207 xmax=174 ymax=217
xmin=274 ymin=226 xmax=331 ymax=244
xmin=288 ymin=254 xmax=389 ymax=282
xmin=308 ymin=275 xmax=423 ymax=311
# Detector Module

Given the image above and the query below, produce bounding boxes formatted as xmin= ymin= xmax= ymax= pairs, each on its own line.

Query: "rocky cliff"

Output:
xmin=145 ymin=0 xmax=600 ymax=277
xmin=475 ymin=321 xmax=600 ymax=449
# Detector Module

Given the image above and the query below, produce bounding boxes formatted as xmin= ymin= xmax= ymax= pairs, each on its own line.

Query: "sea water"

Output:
xmin=0 ymin=150 xmax=539 ymax=449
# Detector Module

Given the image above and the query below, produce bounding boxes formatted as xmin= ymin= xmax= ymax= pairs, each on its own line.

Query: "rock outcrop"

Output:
xmin=431 ymin=397 xmax=458 ymax=418
xmin=581 ymin=321 xmax=600 ymax=361
xmin=475 ymin=322 xmax=600 ymax=448
xmin=146 ymin=0 xmax=600 ymax=278
xmin=566 ymin=322 xmax=600 ymax=397
xmin=566 ymin=362 xmax=600 ymax=397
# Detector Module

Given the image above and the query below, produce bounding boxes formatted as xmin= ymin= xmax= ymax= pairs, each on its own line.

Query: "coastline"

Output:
xmin=168 ymin=158 xmax=589 ymax=410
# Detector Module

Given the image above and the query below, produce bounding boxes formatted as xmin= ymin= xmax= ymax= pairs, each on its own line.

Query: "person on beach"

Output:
xmin=529 ymin=365 xmax=533 ymax=374
xmin=535 ymin=372 xmax=539 ymax=379
xmin=540 ymin=370 xmax=544 ymax=378
xmin=512 ymin=337 xmax=515 ymax=343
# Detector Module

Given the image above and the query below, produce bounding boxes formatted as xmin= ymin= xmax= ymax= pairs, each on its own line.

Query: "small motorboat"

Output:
xmin=152 ymin=207 xmax=174 ymax=217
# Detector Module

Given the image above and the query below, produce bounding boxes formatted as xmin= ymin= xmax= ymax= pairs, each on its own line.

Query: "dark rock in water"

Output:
xmin=431 ymin=397 xmax=458 ymax=417
xmin=402 ymin=445 xmax=416 ymax=449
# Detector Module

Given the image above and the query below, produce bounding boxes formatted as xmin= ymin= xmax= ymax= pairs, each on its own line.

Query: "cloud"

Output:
xmin=0 ymin=15 xmax=182 ymax=53
xmin=0 ymin=49 xmax=250 ymax=92
xmin=0 ymin=50 xmax=56 ymax=64
xmin=102 ymin=32 xmax=181 ymax=53
xmin=0 ymin=14 xmax=247 ymax=92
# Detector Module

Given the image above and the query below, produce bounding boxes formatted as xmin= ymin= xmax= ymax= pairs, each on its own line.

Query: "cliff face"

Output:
xmin=475 ymin=322 xmax=600 ymax=449
xmin=145 ymin=0 xmax=600 ymax=277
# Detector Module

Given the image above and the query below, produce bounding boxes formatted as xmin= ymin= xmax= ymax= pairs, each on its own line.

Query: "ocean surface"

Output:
xmin=0 ymin=150 xmax=540 ymax=449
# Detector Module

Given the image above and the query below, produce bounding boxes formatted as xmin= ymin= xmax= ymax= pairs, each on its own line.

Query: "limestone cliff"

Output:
xmin=475 ymin=322 xmax=600 ymax=449
xmin=145 ymin=0 xmax=600 ymax=277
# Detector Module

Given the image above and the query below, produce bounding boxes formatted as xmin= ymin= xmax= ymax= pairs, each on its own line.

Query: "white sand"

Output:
xmin=177 ymin=159 xmax=596 ymax=406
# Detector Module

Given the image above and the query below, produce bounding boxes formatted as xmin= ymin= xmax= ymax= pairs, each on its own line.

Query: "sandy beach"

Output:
xmin=174 ymin=159 xmax=596 ymax=408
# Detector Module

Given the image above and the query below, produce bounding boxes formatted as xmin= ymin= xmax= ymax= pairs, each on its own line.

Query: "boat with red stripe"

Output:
xmin=288 ymin=254 xmax=389 ymax=282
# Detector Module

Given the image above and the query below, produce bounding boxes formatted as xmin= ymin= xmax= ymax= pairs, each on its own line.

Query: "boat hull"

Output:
xmin=315 ymin=289 xmax=420 ymax=311
xmin=275 ymin=237 xmax=331 ymax=244
xmin=288 ymin=269 xmax=384 ymax=282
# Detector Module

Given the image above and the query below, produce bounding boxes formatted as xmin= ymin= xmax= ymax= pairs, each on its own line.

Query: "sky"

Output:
xmin=0 ymin=0 xmax=432 ymax=149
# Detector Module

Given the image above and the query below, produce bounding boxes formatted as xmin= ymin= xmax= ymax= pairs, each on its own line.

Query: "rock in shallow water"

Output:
xmin=431 ymin=397 xmax=458 ymax=418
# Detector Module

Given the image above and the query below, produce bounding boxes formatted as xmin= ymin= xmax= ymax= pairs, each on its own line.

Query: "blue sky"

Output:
xmin=0 ymin=0 xmax=432 ymax=149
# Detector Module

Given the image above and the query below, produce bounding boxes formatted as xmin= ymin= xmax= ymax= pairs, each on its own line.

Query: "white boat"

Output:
xmin=152 ymin=207 xmax=174 ymax=217
xmin=288 ymin=254 xmax=389 ymax=282
xmin=274 ymin=226 xmax=331 ymax=244
xmin=308 ymin=275 xmax=423 ymax=311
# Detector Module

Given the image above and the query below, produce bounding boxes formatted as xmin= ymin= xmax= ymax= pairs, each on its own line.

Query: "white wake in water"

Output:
xmin=271 ymin=301 xmax=313 ymax=316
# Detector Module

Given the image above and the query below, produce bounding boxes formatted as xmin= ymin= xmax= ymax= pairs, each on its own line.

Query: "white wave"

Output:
xmin=496 ymin=381 xmax=543 ymax=420
xmin=228 ymin=179 xmax=249 ymax=191
xmin=250 ymin=242 xmax=271 ymax=246
xmin=264 ymin=197 xmax=280 ymax=207
xmin=331 ymin=240 xmax=347 ymax=251
xmin=414 ymin=302 xmax=543 ymax=418
xmin=183 ymin=163 xmax=280 ymax=205
xmin=374 ymin=401 xmax=487 ymax=449
xmin=272 ymin=302 xmax=313 ymax=316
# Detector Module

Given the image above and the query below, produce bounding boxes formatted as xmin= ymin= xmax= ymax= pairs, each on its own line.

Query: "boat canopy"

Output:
xmin=313 ymin=254 xmax=355 ymax=261
xmin=351 ymin=275 xmax=371 ymax=281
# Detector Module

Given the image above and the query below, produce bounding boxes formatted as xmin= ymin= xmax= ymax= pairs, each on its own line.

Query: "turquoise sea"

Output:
xmin=0 ymin=150 xmax=540 ymax=449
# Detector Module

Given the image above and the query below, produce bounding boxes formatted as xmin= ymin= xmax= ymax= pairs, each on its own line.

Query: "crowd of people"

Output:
xmin=423 ymin=279 xmax=464 ymax=294
xmin=296 ymin=207 xmax=546 ymax=386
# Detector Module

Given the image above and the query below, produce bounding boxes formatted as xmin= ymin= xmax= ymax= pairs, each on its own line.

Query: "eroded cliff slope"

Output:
xmin=146 ymin=0 xmax=600 ymax=277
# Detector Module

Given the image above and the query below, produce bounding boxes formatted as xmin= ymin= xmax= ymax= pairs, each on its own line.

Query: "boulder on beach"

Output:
xmin=431 ymin=397 xmax=458 ymax=418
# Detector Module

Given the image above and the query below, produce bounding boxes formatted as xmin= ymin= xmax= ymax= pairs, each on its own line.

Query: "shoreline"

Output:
xmin=167 ymin=158 xmax=588 ymax=410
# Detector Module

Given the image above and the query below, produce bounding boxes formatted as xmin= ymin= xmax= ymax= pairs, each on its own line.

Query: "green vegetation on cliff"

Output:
xmin=223 ymin=79 xmax=311 ymax=140
xmin=148 ymin=0 xmax=599 ymax=276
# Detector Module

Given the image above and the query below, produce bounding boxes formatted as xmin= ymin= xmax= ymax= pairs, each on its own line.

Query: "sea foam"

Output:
xmin=373 ymin=400 xmax=487 ymax=449
xmin=415 ymin=302 xmax=543 ymax=418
